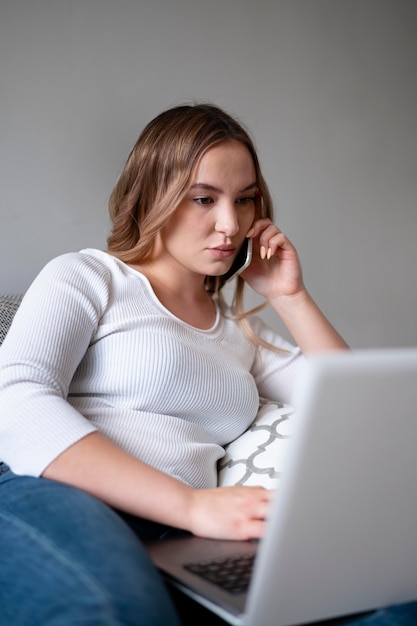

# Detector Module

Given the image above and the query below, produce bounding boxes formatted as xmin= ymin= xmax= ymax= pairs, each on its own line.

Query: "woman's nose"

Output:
xmin=215 ymin=203 xmax=239 ymax=237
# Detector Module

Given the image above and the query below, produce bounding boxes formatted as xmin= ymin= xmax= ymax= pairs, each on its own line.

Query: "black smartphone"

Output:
xmin=222 ymin=238 xmax=253 ymax=282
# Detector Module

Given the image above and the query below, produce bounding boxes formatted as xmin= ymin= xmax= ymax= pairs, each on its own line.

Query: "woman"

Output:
xmin=1 ymin=104 xmax=413 ymax=625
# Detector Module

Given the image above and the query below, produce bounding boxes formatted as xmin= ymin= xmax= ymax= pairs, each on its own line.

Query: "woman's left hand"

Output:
xmin=241 ymin=219 xmax=305 ymax=300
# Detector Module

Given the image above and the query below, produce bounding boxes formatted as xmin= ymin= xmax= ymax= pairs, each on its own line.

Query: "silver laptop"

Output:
xmin=146 ymin=348 xmax=417 ymax=626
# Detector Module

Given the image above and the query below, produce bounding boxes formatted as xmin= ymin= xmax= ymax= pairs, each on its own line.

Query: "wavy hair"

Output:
xmin=107 ymin=103 xmax=278 ymax=349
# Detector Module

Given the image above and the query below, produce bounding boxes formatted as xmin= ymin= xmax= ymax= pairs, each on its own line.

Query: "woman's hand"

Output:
xmin=241 ymin=218 xmax=349 ymax=353
xmin=241 ymin=219 xmax=305 ymax=300
xmin=43 ymin=432 xmax=274 ymax=541
xmin=187 ymin=484 xmax=274 ymax=541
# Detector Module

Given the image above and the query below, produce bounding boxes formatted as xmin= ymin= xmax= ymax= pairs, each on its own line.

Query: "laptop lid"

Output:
xmin=146 ymin=348 xmax=417 ymax=626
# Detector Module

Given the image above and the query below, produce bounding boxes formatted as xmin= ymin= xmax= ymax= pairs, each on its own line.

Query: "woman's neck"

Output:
xmin=129 ymin=261 xmax=216 ymax=330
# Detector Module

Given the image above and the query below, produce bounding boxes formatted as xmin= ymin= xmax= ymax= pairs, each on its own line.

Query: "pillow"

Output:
xmin=218 ymin=402 xmax=294 ymax=489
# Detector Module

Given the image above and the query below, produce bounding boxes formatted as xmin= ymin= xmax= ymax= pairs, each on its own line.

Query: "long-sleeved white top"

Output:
xmin=0 ymin=249 xmax=302 ymax=487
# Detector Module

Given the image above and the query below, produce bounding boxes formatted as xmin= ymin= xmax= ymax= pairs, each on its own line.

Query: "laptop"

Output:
xmin=146 ymin=348 xmax=417 ymax=626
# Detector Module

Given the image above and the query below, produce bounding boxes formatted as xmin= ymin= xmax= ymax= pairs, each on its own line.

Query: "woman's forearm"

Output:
xmin=42 ymin=431 xmax=195 ymax=530
xmin=269 ymin=288 xmax=349 ymax=354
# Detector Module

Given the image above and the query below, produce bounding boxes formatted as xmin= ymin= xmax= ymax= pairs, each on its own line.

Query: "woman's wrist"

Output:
xmin=268 ymin=288 xmax=349 ymax=353
xmin=268 ymin=287 xmax=311 ymax=316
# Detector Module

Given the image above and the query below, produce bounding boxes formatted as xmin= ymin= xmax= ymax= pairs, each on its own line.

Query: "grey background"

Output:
xmin=1 ymin=0 xmax=416 ymax=348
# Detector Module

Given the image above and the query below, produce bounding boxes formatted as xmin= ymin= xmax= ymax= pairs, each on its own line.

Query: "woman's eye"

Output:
xmin=195 ymin=197 xmax=213 ymax=206
xmin=236 ymin=195 xmax=256 ymax=206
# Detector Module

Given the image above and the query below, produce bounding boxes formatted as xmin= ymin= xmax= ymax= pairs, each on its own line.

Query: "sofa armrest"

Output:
xmin=0 ymin=294 xmax=23 ymax=346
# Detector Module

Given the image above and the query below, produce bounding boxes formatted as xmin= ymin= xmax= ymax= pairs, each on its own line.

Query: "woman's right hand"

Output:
xmin=187 ymin=484 xmax=274 ymax=541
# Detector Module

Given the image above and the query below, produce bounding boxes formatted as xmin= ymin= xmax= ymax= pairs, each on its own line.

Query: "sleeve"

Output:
xmin=248 ymin=315 xmax=306 ymax=405
xmin=0 ymin=252 xmax=111 ymax=476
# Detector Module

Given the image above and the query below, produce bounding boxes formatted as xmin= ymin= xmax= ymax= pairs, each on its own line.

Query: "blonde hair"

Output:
xmin=107 ymin=103 xmax=279 ymax=350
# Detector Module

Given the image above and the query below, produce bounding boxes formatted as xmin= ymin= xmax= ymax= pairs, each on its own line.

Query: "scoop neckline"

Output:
xmin=84 ymin=248 xmax=222 ymax=335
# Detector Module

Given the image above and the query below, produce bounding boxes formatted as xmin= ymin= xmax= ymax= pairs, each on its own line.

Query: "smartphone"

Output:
xmin=222 ymin=238 xmax=253 ymax=282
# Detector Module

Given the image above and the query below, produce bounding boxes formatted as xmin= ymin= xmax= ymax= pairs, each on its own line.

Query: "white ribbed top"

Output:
xmin=0 ymin=249 xmax=302 ymax=487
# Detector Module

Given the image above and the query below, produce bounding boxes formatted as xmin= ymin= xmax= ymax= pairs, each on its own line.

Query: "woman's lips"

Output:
xmin=209 ymin=246 xmax=236 ymax=259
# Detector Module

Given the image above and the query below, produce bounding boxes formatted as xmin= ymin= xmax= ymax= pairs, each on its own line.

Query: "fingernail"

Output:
xmin=246 ymin=227 xmax=254 ymax=238
xmin=267 ymin=247 xmax=272 ymax=260
xmin=260 ymin=246 xmax=266 ymax=260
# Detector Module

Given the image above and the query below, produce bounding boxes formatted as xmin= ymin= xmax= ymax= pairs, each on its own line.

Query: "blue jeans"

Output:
xmin=1 ymin=463 xmax=417 ymax=626
xmin=0 ymin=463 xmax=182 ymax=626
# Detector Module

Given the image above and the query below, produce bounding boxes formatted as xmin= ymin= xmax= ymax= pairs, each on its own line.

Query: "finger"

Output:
xmin=246 ymin=222 xmax=283 ymax=259
xmin=251 ymin=499 xmax=272 ymax=521
xmin=263 ymin=231 xmax=296 ymax=260
xmin=259 ymin=231 xmax=285 ymax=259
xmin=242 ymin=486 xmax=275 ymax=515
xmin=246 ymin=218 xmax=276 ymax=238
xmin=237 ymin=519 xmax=266 ymax=541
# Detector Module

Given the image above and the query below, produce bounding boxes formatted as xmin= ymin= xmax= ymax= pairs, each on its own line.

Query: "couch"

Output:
xmin=0 ymin=294 xmax=23 ymax=347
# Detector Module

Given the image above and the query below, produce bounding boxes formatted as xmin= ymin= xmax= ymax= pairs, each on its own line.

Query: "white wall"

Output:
xmin=1 ymin=0 xmax=416 ymax=348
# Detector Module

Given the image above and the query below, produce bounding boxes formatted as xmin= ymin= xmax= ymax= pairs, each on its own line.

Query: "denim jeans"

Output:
xmin=0 ymin=463 xmax=182 ymax=626
xmin=1 ymin=462 xmax=417 ymax=626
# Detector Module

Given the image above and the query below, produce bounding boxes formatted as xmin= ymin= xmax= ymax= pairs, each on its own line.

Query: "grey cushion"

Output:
xmin=0 ymin=295 xmax=23 ymax=346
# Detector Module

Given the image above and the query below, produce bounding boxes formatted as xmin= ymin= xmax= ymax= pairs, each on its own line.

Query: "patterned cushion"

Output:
xmin=0 ymin=294 xmax=23 ymax=346
xmin=218 ymin=402 xmax=295 ymax=489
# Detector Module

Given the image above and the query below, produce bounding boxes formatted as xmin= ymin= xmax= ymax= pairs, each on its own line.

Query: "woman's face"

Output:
xmin=158 ymin=140 xmax=257 ymax=279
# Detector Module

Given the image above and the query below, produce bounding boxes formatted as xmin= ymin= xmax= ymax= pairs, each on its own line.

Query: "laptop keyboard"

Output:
xmin=184 ymin=552 xmax=255 ymax=594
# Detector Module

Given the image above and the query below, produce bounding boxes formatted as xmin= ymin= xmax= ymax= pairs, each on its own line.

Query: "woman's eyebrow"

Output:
xmin=190 ymin=183 xmax=221 ymax=192
xmin=240 ymin=182 xmax=258 ymax=192
xmin=190 ymin=182 xmax=258 ymax=193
